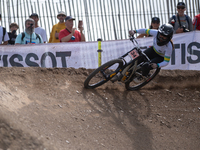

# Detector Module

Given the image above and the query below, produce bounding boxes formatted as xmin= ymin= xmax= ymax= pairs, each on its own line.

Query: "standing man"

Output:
xmin=168 ymin=2 xmax=193 ymax=33
xmin=49 ymin=11 xmax=66 ymax=43
xmin=59 ymin=16 xmax=85 ymax=42
xmin=29 ymin=13 xmax=47 ymax=43
xmin=15 ymin=18 xmax=43 ymax=45
xmin=0 ymin=14 xmax=9 ymax=45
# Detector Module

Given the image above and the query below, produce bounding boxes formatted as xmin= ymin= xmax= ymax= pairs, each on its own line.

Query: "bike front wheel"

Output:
xmin=84 ymin=59 xmax=123 ymax=89
xmin=125 ymin=67 xmax=160 ymax=90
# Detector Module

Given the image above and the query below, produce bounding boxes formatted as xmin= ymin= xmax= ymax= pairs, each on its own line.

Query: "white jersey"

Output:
xmin=35 ymin=27 xmax=47 ymax=43
xmin=136 ymin=29 xmax=173 ymax=68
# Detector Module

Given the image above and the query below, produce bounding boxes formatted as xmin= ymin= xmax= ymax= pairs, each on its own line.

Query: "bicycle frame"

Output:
xmin=109 ymin=36 xmax=151 ymax=81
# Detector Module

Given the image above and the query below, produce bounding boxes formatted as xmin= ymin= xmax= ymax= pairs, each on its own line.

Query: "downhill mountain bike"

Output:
xmin=84 ymin=36 xmax=160 ymax=90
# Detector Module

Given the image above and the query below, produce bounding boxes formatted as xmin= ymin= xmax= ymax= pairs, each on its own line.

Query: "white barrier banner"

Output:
xmin=0 ymin=31 xmax=199 ymax=70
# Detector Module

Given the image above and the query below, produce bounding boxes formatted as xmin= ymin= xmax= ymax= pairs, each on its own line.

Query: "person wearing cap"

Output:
xmin=29 ymin=13 xmax=47 ymax=43
xmin=193 ymin=13 xmax=200 ymax=30
xmin=8 ymin=23 xmax=19 ymax=45
xmin=0 ymin=14 xmax=9 ymax=45
xmin=15 ymin=18 xmax=43 ymax=45
xmin=59 ymin=16 xmax=85 ymax=42
xmin=168 ymin=2 xmax=193 ymax=33
xmin=49 ymin=11 xmax=66 ymax=43
xmin=137 ymin=17 xmax=160 ymax=38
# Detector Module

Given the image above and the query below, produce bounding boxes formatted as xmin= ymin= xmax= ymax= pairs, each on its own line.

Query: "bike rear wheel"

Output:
xmin=125 ymin=67 xmax=160 ymax=90
xmin=84 ymin=59 xmax=123 ymax=89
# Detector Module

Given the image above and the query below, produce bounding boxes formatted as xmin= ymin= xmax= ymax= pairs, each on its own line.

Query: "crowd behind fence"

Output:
xmin=0 ymin=0 xmax=200 ymax=42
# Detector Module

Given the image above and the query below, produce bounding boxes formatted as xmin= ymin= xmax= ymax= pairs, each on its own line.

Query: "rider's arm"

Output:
xmin=157 ymin=56 xmax=170 ymax=68
xmin=137 ymin=33 xmax=147 ymax=38
xmin=136 ymin=29 xmax=158 ymax=36
xmin=157 ymin=44 xmax=173 ymax=68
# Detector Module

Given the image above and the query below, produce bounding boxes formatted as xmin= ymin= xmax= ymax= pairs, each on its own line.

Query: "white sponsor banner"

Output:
xmin=0 ymin=31 xmax=199 ymax=70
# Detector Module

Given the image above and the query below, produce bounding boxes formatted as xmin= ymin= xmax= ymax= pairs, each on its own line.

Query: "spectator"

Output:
xmin=137 ymin=17 xmax=160 ymax=38
xmin=29 ymin=13 xmax=47 ymax=43
xmin=193 ymin=13 xmax=200 ymax=30
xmin=49 ymin=11 xmax=66 ymax=43
xmin=59 ymin=16 xmax=85 ymax=42
xmin=168 ymin=2 xmax=193 ymax=33
xmin=0 ymin=14 xmax=9 ymax=45
xmin=15 ymin=18 xmax=43 ymax=45
xmin=8 ymin=23 xmax=19 ymax=45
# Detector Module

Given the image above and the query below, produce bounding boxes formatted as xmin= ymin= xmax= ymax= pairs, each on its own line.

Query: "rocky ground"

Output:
xmin=0 ymin=67 xmax=199 ymax=150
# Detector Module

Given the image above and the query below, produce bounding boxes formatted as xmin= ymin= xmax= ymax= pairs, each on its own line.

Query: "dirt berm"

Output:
xmin=0 ymin=67 xmax=199 ymax=150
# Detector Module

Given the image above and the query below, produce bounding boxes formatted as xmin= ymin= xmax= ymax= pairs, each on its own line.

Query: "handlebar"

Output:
xmin=129 ymin=35 xmax=139 ymax=48
xmin=129 ymin=33 xmax=150 ymax=62
xmin=129 ymin=35 xmax=135 ymax=41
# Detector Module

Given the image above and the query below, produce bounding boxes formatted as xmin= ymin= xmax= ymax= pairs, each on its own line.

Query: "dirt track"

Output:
xmin=0 ymin=67 xmax=200 ymax=150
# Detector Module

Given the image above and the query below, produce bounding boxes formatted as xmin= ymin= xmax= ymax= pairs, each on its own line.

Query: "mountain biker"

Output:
xmin=129 ymin=23 xmax=174 ymax=76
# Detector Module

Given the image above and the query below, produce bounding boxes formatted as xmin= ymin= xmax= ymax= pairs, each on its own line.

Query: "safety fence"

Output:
xmin=0 ymin=31 xmax=199 ymax=70
xmin=0 ymin=0 xmax=199 ymax=41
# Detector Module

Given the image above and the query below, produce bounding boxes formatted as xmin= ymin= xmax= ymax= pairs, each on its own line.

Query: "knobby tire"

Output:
xmin=125 ymin=67 xmax=161 ymax=91
xmin=84 ymin=59 xmax=123 ymax=89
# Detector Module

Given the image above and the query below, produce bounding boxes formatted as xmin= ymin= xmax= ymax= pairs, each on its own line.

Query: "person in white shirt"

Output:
xmin=29 ymin=13 xmax=47 ymax=43
xmin=0 ymin=14 xmax=9 ymax=45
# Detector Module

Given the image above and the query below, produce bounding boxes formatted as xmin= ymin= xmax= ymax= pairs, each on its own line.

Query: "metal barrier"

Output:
xmin=0 ymin=0 xmax=199 ymax=42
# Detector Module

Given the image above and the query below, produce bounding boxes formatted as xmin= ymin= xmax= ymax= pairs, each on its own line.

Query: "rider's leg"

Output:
xmin=150 ymin=56 xmax=164 ymax=64
xmin=141 ymin=62 xmax=152 ymax=76
xmin=143 ymin=46 xmax=164 ymax=63
xmin=141 ymin=47 xmax=163 ymax=76
xmin=136 ymin=46 xmax=155 ymax=66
